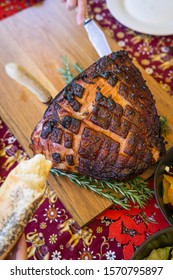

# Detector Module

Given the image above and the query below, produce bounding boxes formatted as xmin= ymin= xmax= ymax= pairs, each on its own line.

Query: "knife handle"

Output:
xmin=5 ymin=63 xmax=53 ymax=105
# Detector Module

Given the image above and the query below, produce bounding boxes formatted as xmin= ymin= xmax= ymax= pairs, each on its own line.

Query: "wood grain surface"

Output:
xmin=0 ymin=0 xmax=173 ymax=226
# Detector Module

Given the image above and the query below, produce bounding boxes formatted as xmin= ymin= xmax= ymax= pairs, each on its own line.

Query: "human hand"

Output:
xmin=7 ymin=233 xmax=27 ymax=260
xmin=61 ymin=0 xmax=87 ymax=25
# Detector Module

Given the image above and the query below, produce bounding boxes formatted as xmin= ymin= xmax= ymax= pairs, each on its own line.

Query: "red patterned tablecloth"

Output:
xmin=0 ymin=0 xmax=43 ymax=19
xmin=0 ymin=0 xmax=172 ymax=260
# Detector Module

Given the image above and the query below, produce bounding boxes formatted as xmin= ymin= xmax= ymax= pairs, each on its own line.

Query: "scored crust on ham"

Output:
xmin=0 ymin=154 xmax=52 ymax=259
xmin=30 ymin=51 xmax=165 ymax=181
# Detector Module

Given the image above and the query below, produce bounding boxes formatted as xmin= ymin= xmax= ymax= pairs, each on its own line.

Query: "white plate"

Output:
xmin=106 ymin=0 xmax=173 ymax=36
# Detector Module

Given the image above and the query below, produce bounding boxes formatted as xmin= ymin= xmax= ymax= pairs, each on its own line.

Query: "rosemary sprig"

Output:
xmin=73 ymin=63 xmax=83 ymax=73
xmin=57 ymin=55 xmax=83 ymax=84
xmin=57 ymin=55 xmax=74 ymax=84
xmin=51 ymin=169 xmax=153 ymax=209
xmin=100 ymin=178 xmax=153 ymax=207
xmin=159 ymin=116 xmax=171 ymax=137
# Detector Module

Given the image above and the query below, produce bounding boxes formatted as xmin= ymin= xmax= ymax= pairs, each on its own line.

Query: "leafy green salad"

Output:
xmin=144 ymin=247 xmax=173 ymax=260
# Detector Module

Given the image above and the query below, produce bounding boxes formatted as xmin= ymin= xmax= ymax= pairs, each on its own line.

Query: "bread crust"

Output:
xmin=0 ymin=154 xmax=52 ymax=260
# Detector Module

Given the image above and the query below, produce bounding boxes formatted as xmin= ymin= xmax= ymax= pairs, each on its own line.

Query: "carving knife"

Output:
xmin=84 ymin=17 xmax=112 ymax=57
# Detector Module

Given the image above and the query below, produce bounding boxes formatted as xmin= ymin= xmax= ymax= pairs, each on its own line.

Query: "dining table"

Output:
xmin=0 ymin=0 xmax=173 ymax=260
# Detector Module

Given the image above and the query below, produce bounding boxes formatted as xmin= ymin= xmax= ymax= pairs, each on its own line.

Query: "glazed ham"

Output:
xmin=30 ymin=51 xmax=165 ymax=181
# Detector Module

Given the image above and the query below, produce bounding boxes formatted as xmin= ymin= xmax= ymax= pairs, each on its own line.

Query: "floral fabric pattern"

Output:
xmin=0 ymin=0 xmax=43 ymax=20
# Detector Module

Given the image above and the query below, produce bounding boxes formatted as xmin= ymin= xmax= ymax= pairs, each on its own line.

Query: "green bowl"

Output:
xmin=154 ymin=146 xmax=173 ymax=226
xmin=131 ymin=227 xmax=173 ymax=260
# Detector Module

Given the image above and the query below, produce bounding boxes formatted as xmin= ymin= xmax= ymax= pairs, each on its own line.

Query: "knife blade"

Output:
xmin=84 ymin=18 xmax=112 ymax=58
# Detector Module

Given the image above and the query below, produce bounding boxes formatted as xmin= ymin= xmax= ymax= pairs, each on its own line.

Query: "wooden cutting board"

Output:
xmin=0 ymin=0 xmax=173 ymax=227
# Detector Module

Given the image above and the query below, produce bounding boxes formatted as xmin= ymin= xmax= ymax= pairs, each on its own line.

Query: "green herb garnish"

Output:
xmin=57 ymin=55 xmax=83 ymax=84
xmin=51 ymin=169 xmax=153 ymax=209
xmin=160 ymin=116 xmax=171 ymax=137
